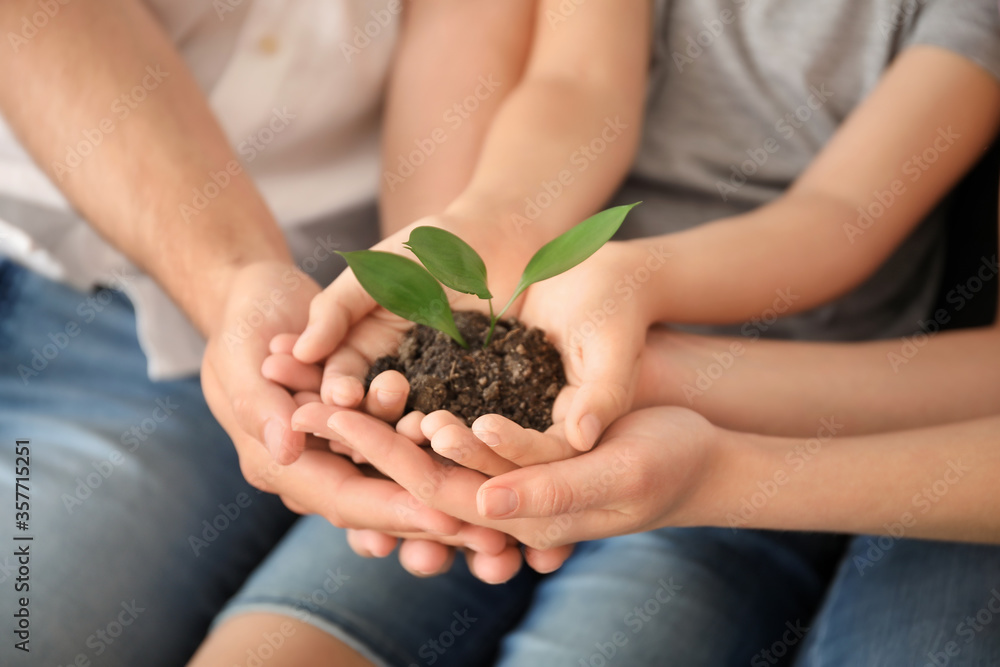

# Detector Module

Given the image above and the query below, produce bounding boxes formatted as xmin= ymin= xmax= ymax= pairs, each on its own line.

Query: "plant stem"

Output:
xmin=483 ymin=299 xmax=497 ymax=348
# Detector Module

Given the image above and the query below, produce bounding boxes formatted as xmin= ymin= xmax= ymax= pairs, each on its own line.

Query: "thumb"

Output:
xmin=562 ymin=327 xmax=642 ymax=451
xmin=204 ymin=343 xmax=306 ymax=466
xmin=476 ymin=454 xmax=611 ymax=520
xmin=292 ymin=269 xmax=375 ymax=364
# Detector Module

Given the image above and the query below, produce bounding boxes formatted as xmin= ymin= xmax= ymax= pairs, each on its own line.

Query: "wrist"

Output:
xmin=671 ymin=426 xmax=775 ymax=529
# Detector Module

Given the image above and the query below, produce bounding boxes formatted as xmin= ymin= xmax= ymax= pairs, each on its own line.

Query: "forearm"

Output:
xmin=694 ymin=415 xmax=1000 ymax=544
xmin=634 ymin=46 xmax=1000 ymax=325
xmin=383 ymin=0 xmax=648 ymax=265
xmin=0 ymin=0 xmax=290 ymax=336
xmin=379 ymin=0 xmax=533 ymax=234
xmin=638 ymin=325 xmax=1000 ymax=437
xmin=444 ymin=76 xmax=642 ymax=257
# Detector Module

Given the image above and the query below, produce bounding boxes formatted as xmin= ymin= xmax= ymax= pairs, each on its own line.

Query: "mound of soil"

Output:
xmin=365 ymin=310 xmax=566 ymax=431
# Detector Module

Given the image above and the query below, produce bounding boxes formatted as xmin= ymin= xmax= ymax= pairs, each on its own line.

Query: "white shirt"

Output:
xmin=0 ymin=0 xmax=398 ymax=378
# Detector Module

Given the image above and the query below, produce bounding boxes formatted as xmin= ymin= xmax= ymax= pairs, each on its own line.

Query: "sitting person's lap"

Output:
xmin=0 ymin=258 xmax=297 ymax=665
xmin=217 ymin=510 xmax=1000 ymax=666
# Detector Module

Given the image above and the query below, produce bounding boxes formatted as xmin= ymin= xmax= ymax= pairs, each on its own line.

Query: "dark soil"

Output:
xmin=365 ymin=310 xmax=566 ymax=431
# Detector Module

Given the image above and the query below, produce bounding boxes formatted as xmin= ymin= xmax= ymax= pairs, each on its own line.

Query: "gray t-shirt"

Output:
xmin=613 ymin=0 xmax=1000 ymax=341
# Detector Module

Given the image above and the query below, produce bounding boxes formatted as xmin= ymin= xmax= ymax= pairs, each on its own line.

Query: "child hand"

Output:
xmin=514 ymin=240 xmax=665 ymax=452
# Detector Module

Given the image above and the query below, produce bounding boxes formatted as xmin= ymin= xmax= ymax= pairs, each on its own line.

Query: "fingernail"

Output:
xmin=263 ymin=419 xmax=284 ymax=459
xmin=580 ymin=413 xmax=602 ymax=450
xmin=479 ymin=487 xmax=518 ymax=518
xmin=472 ymin=428 xmax=500 ymax=447
xmin=375 ymin=389 xmax=403 ymax=408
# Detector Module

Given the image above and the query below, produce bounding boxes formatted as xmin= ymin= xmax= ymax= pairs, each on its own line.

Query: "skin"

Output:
xmin=276 ymin=42 xmax=1000 ymax=570
xmin=192 ymin=0 xmax=651 ymax=664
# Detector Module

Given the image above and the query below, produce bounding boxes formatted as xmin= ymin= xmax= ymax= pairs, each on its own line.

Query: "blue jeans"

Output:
xmin=0 ymin=258 xmax=297 ymax=665
xmin=3 ymin=258 xmax=1000 ymax=666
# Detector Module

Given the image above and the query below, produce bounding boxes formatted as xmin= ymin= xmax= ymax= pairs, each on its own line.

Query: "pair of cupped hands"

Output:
xmin=201 ymin=217 xmax=718 ymax=584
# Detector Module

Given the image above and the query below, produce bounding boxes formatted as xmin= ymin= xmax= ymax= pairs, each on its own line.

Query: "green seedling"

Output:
xmin=337 ymin=202 xmax=640 ymax=349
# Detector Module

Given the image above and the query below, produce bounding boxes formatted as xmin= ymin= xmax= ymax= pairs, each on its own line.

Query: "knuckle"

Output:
xmin=531 ymin=475 xmax=577 ymax=517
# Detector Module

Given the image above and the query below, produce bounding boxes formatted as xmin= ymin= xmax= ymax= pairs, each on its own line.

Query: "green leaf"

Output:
xmin=337 ymin=250 xmax=467 ymax=348
xmin=403 ymin=226 xmax=492 ymax=299
xmin=496 ymin=202 xmax=641 ymax=318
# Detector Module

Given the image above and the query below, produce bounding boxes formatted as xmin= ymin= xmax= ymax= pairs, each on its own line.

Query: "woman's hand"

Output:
xmin=313 ymin=405 xmax=728 ymax=550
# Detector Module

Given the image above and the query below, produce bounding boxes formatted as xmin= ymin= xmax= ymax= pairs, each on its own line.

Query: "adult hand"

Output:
xmin=310 ymin=405 xmax=723 ymax=551
xmin=201 ymin=261 xmax=493 ymax=562
xmin=265 ymin=331 xmax=525 ymax=583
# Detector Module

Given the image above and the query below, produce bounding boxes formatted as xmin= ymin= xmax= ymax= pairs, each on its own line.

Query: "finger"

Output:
xmin=398 ymin=539 xmax=455 ymax=577
xmin=396 ymin=411 xmax=428 ymax=444
xmin=430 ymin=424 xmax=519 ymax=477
xmin=524 ymin=544 xmax=575 ymax=574
xmin=563 ymin=331 xmax=642 ymax=452
xmin=292 ymin=270 xmax=376 ymax=363
xmin=363 ymin=370 xmax=410 ymax=423
xmin=269 ymin=333 xmax=300 ymax=354
xmin=421 ymin=410 xmax=467 ymax=441
xmin=293 ymin=391 xmax=322 ymax=407
xmin=329 ymin=410 xmax=488 ymax=520
xmin=551 ymin=385 xmax=577 ymax=424
xmin=290 ymin=402 xmax=353 ymax=449
xmin=477 ymin=454 xmax=617 ymax=520
xmin=347 ymin=529 xmax=398 ymax=559
xmin=463 ymin=546 xmax=523 ymax=585
xmin=471 ymin=414 xmax=579 ymax=466
xmin=204 ymin=348 xmax=306 ymax=466
xmin=319 ymin=317 xmax=405 ymax=406
xmin=261 ymin=353 xmax=323 ymax=393
xmin=380 ymin=524 xmax=509 ymax=556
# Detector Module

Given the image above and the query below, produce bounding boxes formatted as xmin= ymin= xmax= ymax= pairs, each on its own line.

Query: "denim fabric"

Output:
xmin=0 ymin=258 xmax=297 ymax=666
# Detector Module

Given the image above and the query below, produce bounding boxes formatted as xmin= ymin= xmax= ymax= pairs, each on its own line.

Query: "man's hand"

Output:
xmin=200 ymin=262 xmax=482 ymax=550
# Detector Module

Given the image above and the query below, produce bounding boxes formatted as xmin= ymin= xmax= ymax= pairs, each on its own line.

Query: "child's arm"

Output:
xmin=635 ymin=320 xmax=1000 ymax=438
xmin=292 ymin=0 xmax=651 ymax=396
xmin=637 ymin=46 xmax=1000 ymax=325
xmin=516 ymin=45 xmax=1000 ymax=450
